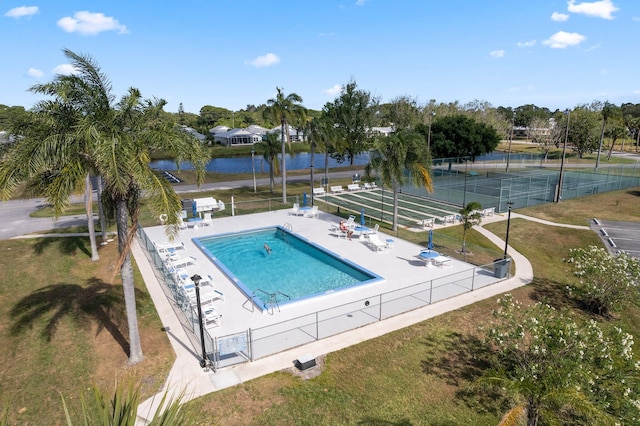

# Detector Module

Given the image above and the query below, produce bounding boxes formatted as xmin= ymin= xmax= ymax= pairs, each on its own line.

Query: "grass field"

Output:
xmin=2 ymin=174 xmax=639 ymax=424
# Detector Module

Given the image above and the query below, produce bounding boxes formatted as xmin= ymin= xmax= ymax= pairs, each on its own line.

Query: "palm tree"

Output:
xmin=459 ymin=201 xmax=482 ymax=253
xmin=365 ymin=130 xmax=433 ymax=231
xmin=255 ymin=133 xmax=281 ymax=193
xmin=263 ymin=87 xmax=306 ymax=203
xmin=1 ymin=95 xmax=103 ymax=261
xmin=0 ymin=49 xmax=208 ymax=364
xmin=305 ymin=115 xmax=340 ymax=201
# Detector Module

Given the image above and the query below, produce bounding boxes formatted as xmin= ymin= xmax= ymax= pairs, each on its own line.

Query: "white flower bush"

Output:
xmin=566 ymin=246 xmax=640 ymax=317
xmin=479 ymin=294 xmax=640 ymax=425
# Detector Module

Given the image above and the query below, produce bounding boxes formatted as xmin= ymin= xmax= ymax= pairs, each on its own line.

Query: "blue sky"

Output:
xmin=2 ymin=0 xmax=639 ymax=114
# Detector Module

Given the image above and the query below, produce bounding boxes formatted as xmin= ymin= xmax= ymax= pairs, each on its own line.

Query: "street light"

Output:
xmin=555 ymin=109 xmax=570 ymax=202
xmin=503 ymin=201 xmax=514 ymax=259
xmin=251 ymin=146 xmax=256 ymax=194
xmin=190 ymin=274 xmax=208 ymax=369
xmin=427 ymin=111 xmax=436 ymax=150
xmin=506 ymin=111 xmax=515 ymax=173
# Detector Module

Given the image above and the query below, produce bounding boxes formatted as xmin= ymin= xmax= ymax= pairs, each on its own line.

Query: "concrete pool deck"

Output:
xmin=136 ymin=209 xmax=533 ymax=424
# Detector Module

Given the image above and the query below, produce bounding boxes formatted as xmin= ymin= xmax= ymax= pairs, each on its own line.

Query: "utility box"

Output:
xmin=494 ymin=258 xmax=511 ymax=278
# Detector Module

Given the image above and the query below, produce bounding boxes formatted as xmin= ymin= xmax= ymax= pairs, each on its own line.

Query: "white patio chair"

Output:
xmin=366 ymin=234 xmax=388 ymax=252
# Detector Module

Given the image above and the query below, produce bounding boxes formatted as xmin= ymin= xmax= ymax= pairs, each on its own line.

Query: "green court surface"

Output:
xmin=314 ymin=188 xmax=462 ymax=229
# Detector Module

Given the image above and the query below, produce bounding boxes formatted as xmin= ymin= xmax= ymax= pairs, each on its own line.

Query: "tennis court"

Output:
xmin=313 ymin=159 xmax=640 ymax=230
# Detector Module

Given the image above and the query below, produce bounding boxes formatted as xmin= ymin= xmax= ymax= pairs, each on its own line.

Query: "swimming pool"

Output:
xmin=193 ymin=226 xmax=382 ymax=310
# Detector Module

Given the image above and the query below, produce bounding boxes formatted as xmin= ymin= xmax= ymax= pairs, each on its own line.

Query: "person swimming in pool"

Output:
xmin=264 ymin=243 xmax=272 ymax=255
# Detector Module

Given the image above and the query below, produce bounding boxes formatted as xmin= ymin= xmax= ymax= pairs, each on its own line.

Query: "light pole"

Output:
xmin=251 ymin=147 xmax=256 ymax=194
xmin=427 ymin=111 xmax=436 ymax=150
xmin=555 ymin=109 xmax=570 ymax=202
xmin=506 ymin=111 xmax=515 ymax=173
xmin=191 ymin=274 xmax=208 ymax=369
xmin=503 ymin=201 xmax=514 ymax=259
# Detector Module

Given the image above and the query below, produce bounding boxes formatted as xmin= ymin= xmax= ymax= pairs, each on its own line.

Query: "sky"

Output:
xmin=2 ymin=0 xmax=640 ymax=115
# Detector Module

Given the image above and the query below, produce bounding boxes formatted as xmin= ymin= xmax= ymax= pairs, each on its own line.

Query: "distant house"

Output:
xmin=268 ymin=125 xmax=305 ymax=142
xmin=369 ymin=126 xmax=393 ymax=137
xmin=179 ymin=125 xmax=206 ymax=142
xmin=213 ymin=128 xmax=262 ymax=146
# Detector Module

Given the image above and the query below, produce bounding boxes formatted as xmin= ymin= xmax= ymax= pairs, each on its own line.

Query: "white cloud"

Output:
xmin=5 ymin=5 xmax=39 ymax=18
xmin=355 ymin=0 xmax=370 ymax=6
xmin=633 ymin=16 xmax=640 ymax=22
xmin=27 ymin=68 xmax=43 ymax=78
xmin=567 ymin=0 xmax=619 ymax=20
xmin=542 ymin=31 xmax=586 ymax=48
xmin=246 ymin=53 xmax=280 ymax=68
xmin=57 ymin=11 xmax=128 ymax=35
xmin=551 ymin=12 xmax=570 ymax=21
xmin=53 ymin=64 xmax=80 ymax=75
xmin=490 ymin=50 xmax=505 ymax=58
xmin=323 ymin=84 xmax=342 ymax=97
xmin=517 ymin=40 xmax=536 ymax=48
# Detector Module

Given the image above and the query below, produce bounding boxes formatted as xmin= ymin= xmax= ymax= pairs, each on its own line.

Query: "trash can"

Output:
xmin=494 ymin=258 xmax=511 ymax=278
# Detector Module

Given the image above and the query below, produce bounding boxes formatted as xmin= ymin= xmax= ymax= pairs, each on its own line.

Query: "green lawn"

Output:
xmin=2 ymin=176 xmax=639 ymax=424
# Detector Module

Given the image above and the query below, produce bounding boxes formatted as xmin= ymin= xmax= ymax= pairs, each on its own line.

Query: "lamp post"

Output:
xmin=251 ymin=147 xmax=256 ymax=194
xmin=427 ymin=111 xmax=436 ymax=150
xmin=506 ymin=111 xmax=515 ymax=173
xmin=503 ymin=201 xmax=514 ymax=259
xmin=555 ymin=109 xmax=570 ymax=202
xmin=191 ymin=274 xmax=208 ymax=369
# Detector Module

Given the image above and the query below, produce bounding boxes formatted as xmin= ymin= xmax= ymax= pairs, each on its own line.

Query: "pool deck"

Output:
xmin=136 ymin=209 xmax=533 ymax=424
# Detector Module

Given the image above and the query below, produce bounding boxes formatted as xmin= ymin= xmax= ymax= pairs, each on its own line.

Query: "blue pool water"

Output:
xmin=193 ymin=227 xmax=381 ymax=309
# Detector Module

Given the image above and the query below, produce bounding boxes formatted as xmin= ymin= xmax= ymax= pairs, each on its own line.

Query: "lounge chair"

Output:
xmin=165 ymin=255 xmax=197 ymax=270
xmin=366 ymin=233 xmax=388 ymax=252
xmin=290 ymin=202 xmax=301 ymax=216
xmin=432 ymin=255 xmax=452 ymax=268
xmin=202 ymin=212 xmax=212 ymax=226
xmin=155 ymin=241 xmax=185 ymax=254
xmin=304 ymin=205 xmax=318 ymax=218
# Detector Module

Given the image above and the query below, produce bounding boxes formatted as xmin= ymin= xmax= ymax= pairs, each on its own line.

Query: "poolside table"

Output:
xmin=419 ymin=250 xmax=440 ymax=267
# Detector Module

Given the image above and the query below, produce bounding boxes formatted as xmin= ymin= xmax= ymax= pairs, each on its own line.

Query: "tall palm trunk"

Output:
xmin=392 ymin=181 xmax=399 ymax=232
xmin=281 ymin=119 xmax=287 ymax=203
xmin=310 ymin=141 xmax=315 ymax=206
xmin=85 ymin=174 xmax=99 ymax=261
xmin=97 ymin=176 xmax=107 ymax=241
xmin=116 ymin=199 xmax=143 ymax=364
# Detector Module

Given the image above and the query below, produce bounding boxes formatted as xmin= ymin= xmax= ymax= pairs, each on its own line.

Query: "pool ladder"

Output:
xmin=252 ymin=288 xmax=291 ymax=315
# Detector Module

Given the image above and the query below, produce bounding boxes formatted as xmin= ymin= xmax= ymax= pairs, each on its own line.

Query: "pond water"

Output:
xmin=149 ymin=151 xmax=536 ymax=174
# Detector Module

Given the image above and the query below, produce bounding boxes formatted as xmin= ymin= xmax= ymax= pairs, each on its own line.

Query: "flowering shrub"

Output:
xmin=479 ymin=294 xmax=640 ymax=425
xmin=565 ymin=246 xmax=640 ymax=317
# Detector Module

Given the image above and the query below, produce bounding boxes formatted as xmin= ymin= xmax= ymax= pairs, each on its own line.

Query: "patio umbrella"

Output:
xmin=427 ymin=229 xmax=434 ymax=251
xmin=302 ymin=192 xmax=307 ymax=207
xmin=360 ymin=209 xmax=365 ymax=226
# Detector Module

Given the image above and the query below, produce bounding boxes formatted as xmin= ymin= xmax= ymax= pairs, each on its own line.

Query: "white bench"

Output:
xmin=330 ymin=185 xmax=344 ymax=193
xmin=432 ymin=255 xmax=452 ymax=268
xmin=347 ymin=183 xmax=360 ymax=191
xmin=482 ymin=207 xmax=495 ymax=217
xmin=418 ymin=218 xmax=434 ymax=229
xmin=363 ymin=182 xmax=378 ymax=190
xmin=313 ymin=187 xmax=325 ymax=196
